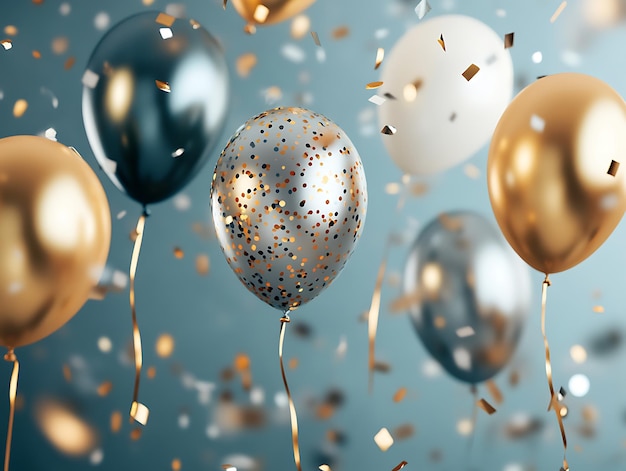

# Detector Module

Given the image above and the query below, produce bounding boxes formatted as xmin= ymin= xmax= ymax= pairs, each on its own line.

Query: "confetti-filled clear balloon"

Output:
xmin=211 ymin=107 xmax=367 ymax=312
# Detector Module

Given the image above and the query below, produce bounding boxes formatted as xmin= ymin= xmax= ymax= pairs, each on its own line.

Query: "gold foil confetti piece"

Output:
xmin=155 ymin=13 xmax=175 ymax=27
xmin=143 ymin=0 xmax=155 ymax=4
xmin=4 ymin=26 xmax=17 ymax=36
xmin=456 ymin=418 xmax=473 ymax=436
xmin=374 ymin=48 xmax=384 ymax=70
xmin=331 ymin=25 xmax=350 ymax=40
xmin=582 ymin=404 xmax=597 ymax=422
xmin=462 ymin=64 xmax=480 ymax=81
xmin=464 ymin=164 xmax=480 ymax=179
xmin=130 ymin=428 xmax=142 ymax=440
xmin=32 ymin=50 xmax=41 ymax=59
xmin=173 ymin=247 xmax=184 ymax=259
xmin=51 ymin=36 xmax=68 ymax=54
xmin=389 ymin=290 xmax=421 ymax=313
xmin=110 ymin=411 xmax=122 ymax=433
xmin=593 ymin=305 xmax=604 ymax=313
xmin=415 ymin=0 xmax=431 ymax=19
xmin=311 ymin=31 xmax=321 ymax=47
xmin=381 ymin=125 xmax=397 ymax=135
xmin=244 ymin=24 xmax=256 ymax=35
xmin=456 ymin=326 xmax=475 ymax=338
xmin=509 ymin=369 xmax=520 ymax=386
xmin=486 ymin=380 xmax=503 ymax=404
xmin=369 ymin=95 xmax=386 ymax=106
xmin=62 ymin=364 xmax=72 ymax=382
xmin=159 ymin=27 xmax=173 ymax=40
xmin=189 ymin=19 xmax=201 ymax=29
xmin=130 ymin=402 xmax=149 ymax=426
xmin=172 ymin=458 xmax=182 ymax=471
xmin=550 ymin=1 xmax=567 ymax=23
xmin=82 ymin=69 xmax=100 ymax=89
xmin=403 ymin=79 xmax=422 ymax=102
xmin=316 ymin=403 xmax=334 ymax=420
xmin=146 ymin=366 xmax=156 ymax=379
xmin=608 ymin=160 xmax=620 ymax=176
xmin=222 ymin=465 xmax=235 ymax=471
xmin=291 ymin=15 xmax=310 ymax=39
xmin=570 ymin=345 xmax=587 ymax=363
xmin=439 ymin=213 xmax=463 ymax=231
xmin=558 ymin=386 xmax=566 ymax=400
xmin=97 ymin=381 xmax=113 ymax=397
xmin=374 ymin=427 xmax=394 ymax=451
xmin=504 ymin=32 xmax=514 ymax=49
xmin=253 ymin=5 xmax=270 ymax=23
xmin=155 ymin=80 xmax=171 ymax=93
xmin=1 ymin=39 xmax=12 ymax=50
xmin=236 ymin=53 xmax=257 ymax=78
xmin=288 ymin=358 xmax=299 ymax=369
xmin=393 ymin=424 xmax=414 ymax=441
xmin=64 ymin=56 xmax=75 ymax=70
xmin=222 ymin=0 xmax=227 ymax=8
xmin=278 ymin=315 xmax=303 ymax=471
xmin=234 ymin=353 xmax=252 ymax=390
xmin=366 ymin=81 xmax=383 ymax=89
xmin=385 ymin=182 xmax=401 ymax=195
xmin=392 ymin=460 xmax=408 ymax=471
xmin=13 ymin=99 xmax=28 ymax=118
xmin=477 ymin=398 xmax=496 ymax=415
xmin=156 ymin=334 xmax=175 ymax=358
xmin=319 ymin=465 xmax=331 ymax=471
xmin=196 ymin=254 xmax=210 ymax=275
xmin=437 ymin=34 xmax=446 ymax=51
xmin=3 ymin=351 xmax=19 ymax=471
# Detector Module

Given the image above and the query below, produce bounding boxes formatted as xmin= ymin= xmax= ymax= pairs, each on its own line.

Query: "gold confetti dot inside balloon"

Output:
xmin=51 ymin=36 xmax=69 ymax=54
xmin=156 ymin=334 xmax=175 ymax=358
xmin=13 ymin=99 xmax=28 ymax=117
xmin=110 ymin=411 xmax=122 ymax=433
xmin=4 ymin=25 xmax=17 ymax=36
xmin=172 ymin=458 xmax=182 ymax=471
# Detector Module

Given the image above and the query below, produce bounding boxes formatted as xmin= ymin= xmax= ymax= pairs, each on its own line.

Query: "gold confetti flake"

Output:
xmin=62 ymin=364 xmax=72 ymax=382
xmin=32 ymin=50 xmax=41 ymax=59
xmin=504 ymin=32 xmax=514 ymax=49
xmin=172 ymin=458 xmax=182 ymax=471
xmin=437 ymin=34 xmax=446 ymax=51
xmin=155 ymin=13 xmax=176 ymax=27
xmin=222 ymin=0 xmax=227 ymax=9
xmin=369 ymin=95 xmax=386 ymax=105
xmin=393 ymin=387 xmax=407 ymax=403
xmin=291 ymin=15 xmax=310 ymax=39
xmin=253 ymin=4 xmax=270 ymax=23
xmin=374 ymin=47 xmax=384 ymax=70
xmin=332 ymin=25 xmax=350 ymax=40
xmin=155 ymin=79 xmax=171 ymax=93
xmin=1 ymin=39 xmax=12 ymax=50
xmin=173 ymin=247 xmax=184 ymax=259
xmin=464 ymin=164 xmax=480 ymax=179
xmin=462 ymin=64 xmax=480 ymax=81
xmin=130 ymin=428 xmax=142 ymax=440
xmin=222 ymin=465 xmax=236 ymax=471
xmin=51 ymin=36 xmax=68 ymax=54
xmin=97 ymin=381 xmax=113 ymax=397
xmin=374 ymin=427 xmax=394 ymax=451
xmin=4 ymin=26 xmax=18 ymax=36
xmin=477 ymin=398 xmax=496 ymax=415
xmin=156 ymin=334 xmax=175 ymax=358
xmin=392 ymin=424 xmax=414 ymax=441
xmin=64 ymin=56 xmax=75 ymax=70
xmin=236 ymin=53 xmax=257 ymax=78
xmin=381 ymin=125 xmax=397 ymax=135
xmin=143 ymin=0 xmax=155 ymax=4
xmin=288 ymin=357 xmax=299 ymax=369
xmin=319 ymin=465 xmax=332 ymax=471
xmin=392 ymin=460 xmax=408 ymax=471
xmin=189 ymin=19 xmax=201 ymax=29
xmin=366 ymin=81 xmax=383 ymax=89
xmin=415 ymin=0 xmax=431 ymax=19
xmin=434 ymin=315 xmax=446 ymax=328
xmin=608 ymin=160 xmax=620 ymax=176
xmin=456 ymin=418 xmax=473 ymax=436
xmin=196 ymin=254 xmax=210 ymax=275
xmin=593 ymin=305 xmax=604 ymax=313
xmin=311 ymin=31 xmax=321 ymax=47
xmin=110 ymin=411 xmax=122 ymax=433
xmin=570 ymin=344 xmax=587 ymax=363
xmin=550 ymin=1 xmax=567 ymax=23
xmin=403 ymin=79 xmax=422 ymax=102
xmin=234 ymin=353 xmax=250 ymax=371
xmin=147 ymin=366 xmax=156 ymax=379
xmin=486 ymin=380 xmax=503 ymax=404
xmin=389 ymin=290 xmax=421 ymax=313
xmin=385 ymin=182 xmax=401 ymax=195
xmin=244 ymin=24 xmax=257 ymax=35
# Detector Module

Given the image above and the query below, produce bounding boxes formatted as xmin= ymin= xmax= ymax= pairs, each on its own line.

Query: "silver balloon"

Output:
xmin=82 ymin=11 xmax=229 ymax=205
xmin=211 ymin=107 xmax=368 ymax=313
xmin=404 ymin=211 xmax=530 ymax=384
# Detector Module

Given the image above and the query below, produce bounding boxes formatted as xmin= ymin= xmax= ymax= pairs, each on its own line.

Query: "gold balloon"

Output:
xmin=0 ymin=135 xmax=111 ymax=348
xmin=230 ymin=0 xmax=316 ymax=26
xmin=488 ymin=73 xmax=626 ymax=274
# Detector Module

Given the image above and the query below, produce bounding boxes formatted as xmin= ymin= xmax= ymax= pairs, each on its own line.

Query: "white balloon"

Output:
xmin=378 ymin=15 xmax=514 ymax=175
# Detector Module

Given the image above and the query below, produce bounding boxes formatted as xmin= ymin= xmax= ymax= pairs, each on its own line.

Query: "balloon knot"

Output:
xmin=4 ymin=350 xmax=16 ymax=362
xmin=142 ymin=206 xmax=151 ymax=218
xmin=281 ymin=315 xmax=291 ymax=324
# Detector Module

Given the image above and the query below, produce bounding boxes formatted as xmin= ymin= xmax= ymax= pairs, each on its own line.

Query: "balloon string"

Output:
xmin=278 ymin=314 xmax=302 ymax=471
xmin=367 ymin=239 xmax=390 ymax=393
xmin=541 ymin=275 xmax=569 ymax=471
xmin=466 ymin=385 xmax=478 ymax=470
xmin=129 ymin=213 xmax=149 ymax=426
xmin=3 ymin=350 xmax=19 ymax=471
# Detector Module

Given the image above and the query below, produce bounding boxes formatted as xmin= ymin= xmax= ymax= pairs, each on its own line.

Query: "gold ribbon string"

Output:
xmin=279 ymin=314 xmax=302 ymax=471
xmin=367 ymin=239 xmax=390 ymax=392
xmin=129 ymin=213 xmax=149 ymax=425
xmin=3 ymin=350 xmax=19 ymax=471
xmin=540 ymin=275 xmax=569 ymax=471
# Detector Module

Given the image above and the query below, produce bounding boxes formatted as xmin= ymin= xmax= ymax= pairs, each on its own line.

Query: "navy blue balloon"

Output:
xmin=82 ymin=11 xmax=229 ymax=205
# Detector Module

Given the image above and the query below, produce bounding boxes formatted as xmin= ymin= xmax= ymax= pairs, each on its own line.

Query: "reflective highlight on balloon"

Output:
xmin=211 ymin=107 xmax=367 ymax=312
xmin=378 ymin=15 xmax=513 ymax=175
xmin=0 ymin=136 xmax=111 ymax=348
xmin=82 ymin=11 xmax=229 ymax=205
xmin=404 ymin=211 xmax=530 ymax=384
xmin=487 ymin=73 xmax=626 ymax=274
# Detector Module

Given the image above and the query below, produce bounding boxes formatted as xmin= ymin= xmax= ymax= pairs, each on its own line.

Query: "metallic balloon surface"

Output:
xmin=404 ymin=211 xmax=530 ymax=384
xmin=230 ymin=0 xmax=316 ymax=26
xmin=488 ymin=73 xmax=626 ymax=274
xmin=0 ymin=136 xmax=111 ymax=348
xmin=82 ymin=11 xmax=229 ymax=205
xmin=211 ymin=107 xmax=367 ymax=312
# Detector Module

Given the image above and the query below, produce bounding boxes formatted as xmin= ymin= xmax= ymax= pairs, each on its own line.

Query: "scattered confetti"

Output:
xmin=381 ymin=125 xmax=397 ymax=135
xmin=40 ymin=86 xmax=59 ymax=108
xmin=311 ymin=31 xmax=321 ymax=47
xmin=368 ymin=95 xmax=386 ymax=106
xmin=51 ymin=36 xmax=68 ymax=54
xmin=98 ymin=337 xmax=112 ymax=353
xmin=147 ymin=366 xmax=156 ymax=379
xmin=159 ymin=27 xmax=173 ymax=40
xmin=59 ymin=2 xmax=71 ymax=15
xmin=477 ymin=398 xmax=497 ymax=415
xmin=97 ymin=381 xmax=113 ymax=397
xmin=486 ymin=380 xmax=503 ymax=404
xmin=195 ymin=254 xmax=210 ymax=275
xmin=462 ymin=64 xmax=480 ymax=81
xmin=291 ymin=15 xmax=310 ymax=39
xmin=1 ymin=39 xmax=12 ymax=50
xmin=172 ymin=458 xmax=182 ymax=471
xmin=392 ymin=460 xmax=408 ymax=471
xmin=282 ymin=43 xmax=306 ymax=63
xmin=374 ymin=427 xmax=394 ymax=451
xmin=253 ymin=5 xmax=269 ymax=23
xmin=593 ymin=305 xmax=605 ymax=313
xmin=155 ymin=79 xmax=171 ymax=92
xmin=32 ymin=50 xmax=42 ymax=59
xmin=331 ymin=25 xmax=350 ymax=40
xmin=366 ymin=81 xmax=383 ymax=89
xmin=94 ymin=12 xmax=110 ymax=30
xmin=4 ymin=26 xmax=17 ymax=36
xmin=236 ymin=53 xmax=257 ymax=77
xmin=504 ymin=32 xmax=514 ymax=49
xmin=63 ymin=364 xmax=72 ymax=382
xmin=156 ymin=334 xmax=175 ymax=358
xmin=393 ymin=387 xmax=407 ymax=403
xmin=608 ymin=160 xmax=620 ymax=176
xmin=89 ymin=448 xmax=103 ymax=465
xmin=392 ymin=424 xmax=414 ymax=441
xmin=437 ymin=34 xmax=446 ymax=51
xmin=156 ymin=13 xmax=175 ymax=27
xmin=374 ymin=47 xmax=384 ymax=70
xmin=456 ymin=418 xmax=473 ymax=436
xmin=173 ymin=247 xmax=184 ymax=259
xmin=550 ymin=1 xmax=567 ymax=23
xmin=403 ymin=79 xmax=422 ymax=102
xmin=243 ymin=24 xmax=256 ymax=35
xmin=570 ymin=344 xmax=587 ymax=363
xmin=319 ymin=465 xmax=331 ymax=471
xmin=415 ymin=0 xmax=431 ymax=19
xmin=110 ymin=411 xmax=122 ymax=433
xmin=64 ymin=56 xmax=75 ymax=70
xmin=464 ymin=164 xmax=480 ymax=179
xmin=532 ymin=51 xmax=543 ymax=64
xmin=456 ymin=326 xmax=475 ymax=338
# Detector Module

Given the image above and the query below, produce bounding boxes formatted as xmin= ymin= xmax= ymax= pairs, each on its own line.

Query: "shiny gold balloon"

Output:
xmin=0 ymin=136 xmax=111 ymax=348
xmin=488 ymin=73 xmax=626 ymax=274
xmin=231 ymin=0 xmax=316 ymax=26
